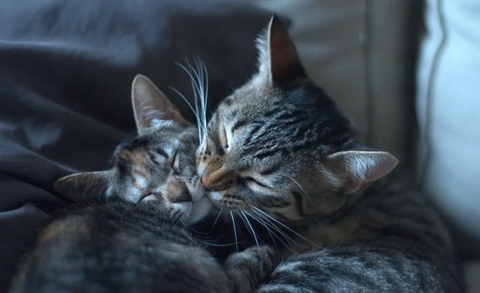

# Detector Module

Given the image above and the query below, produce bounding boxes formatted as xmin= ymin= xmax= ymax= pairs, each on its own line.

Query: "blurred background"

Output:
xmin=0 ymin=0 xmax=479 ymax=291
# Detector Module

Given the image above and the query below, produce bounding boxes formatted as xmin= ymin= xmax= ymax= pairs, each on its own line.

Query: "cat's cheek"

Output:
xmin=187 ymin=197 xmax=213 ymax=224
xmin=196 ymin=162 xmax=207 ymax=178
xmin=208 ymin=191 xmax=222 ymax=201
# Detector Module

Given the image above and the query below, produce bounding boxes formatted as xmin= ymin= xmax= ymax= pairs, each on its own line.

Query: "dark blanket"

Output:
xmin=0 ymin=0 xmax=273 ymax=289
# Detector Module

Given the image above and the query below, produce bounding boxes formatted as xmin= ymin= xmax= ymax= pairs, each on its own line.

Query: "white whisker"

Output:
xmin=211 ymin=206 xmax=224 ymax=228
xmin=186 ymin=58 xmax=208 ymax=143
xmin=248 ymin=209 xmax=298 ymax=252
xmin=286 ymin=175 xmax=313 ymax=206
xmin=203 ymin=242 xmax=239 ymax=247
xmin=175 ymin=59 xmax=209 ymax=145
xmin=230 ymin=210 xmax=239 ymax=253
xmin=193 ymin=60 xmax=208 ymax=145
xmin=242 ymin=210 xmax=279 ymax=251
xmin=195 ymin=57 xmax=209 ymax=143
xmin=167 ymin=86 xmax=203 ymax=140
xmin=241 ymin=210 xmax=260 ymax=248
xmin=251 ymin=206 xmax=320 ymax=248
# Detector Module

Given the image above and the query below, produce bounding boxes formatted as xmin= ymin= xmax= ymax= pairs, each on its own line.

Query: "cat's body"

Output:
xmin=10 ymin=75 xmax=277 ymax=293
xmin=195 ymin=17 xmax=464 ymax=292
xmin=10 ymin=197 xmax=230 ymax=293
xmin=258 ymin=172 xmax=461 ymax=292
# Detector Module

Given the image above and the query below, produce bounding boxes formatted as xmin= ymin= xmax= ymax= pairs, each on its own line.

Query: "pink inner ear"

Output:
xmin=54 ymin=171 xmax=111 ymax=200
xmin=132 ymin=75 xmax=190 ymax=130
xmin=348 ymin=153 xmax=398 ymax=193
xmin=268 ymin=16 xmax=306 ymax=83
xmin=363 ymin=154 xmax=399 ymax=183
xmin=327 ymin=151 xmax=399 ymax=194
xmin=136 ymin=96 xmax=177 ymax=128
xmin=269 ymin=20 xmax=295 ymax=80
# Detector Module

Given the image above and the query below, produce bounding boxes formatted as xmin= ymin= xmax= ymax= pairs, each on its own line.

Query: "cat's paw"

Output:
xmin=225 ymin=245 xmax=279 ymax=293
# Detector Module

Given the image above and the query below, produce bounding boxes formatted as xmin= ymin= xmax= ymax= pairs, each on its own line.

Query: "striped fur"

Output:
xmin=10 ymin=197 xmax=230 ymax=293
xmin=196 ymin=16 xmax=464 ymax=292
xmin=10 ymin=196 xmax=278 ymax=293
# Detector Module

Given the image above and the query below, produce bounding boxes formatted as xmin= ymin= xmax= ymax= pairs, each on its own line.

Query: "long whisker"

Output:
xmin=242 ymin=210 xmax=278 ymax=251
xmin=251 ymin=206 xmax=320 ymax=248
xmin=184 ymin=58 xmax=209 ymax=143
xmin=202 ymin=242 xmax=239 ymax=247
xmin=211 ymin=206 xmax=224 ymax=228
xmin=190 ymin=58 xmax=208 ymax=145
xmin=181 ymin=219 xmax=210 ymax=236
xmin=238 ymin=211 xmax=252 ymax=236
xmin=184 ymin=61 xmax=206 ymax=112
xmin=247 ymin=209 xmax=298 ymax=252
xmin=195 ymin=57 xmax=209 ymax=142
xmin=166 ymin=87 xmax=197 ymax=120
xmin=167 ymin=86 xmax=203 ymax=140
xmin=241 ymin=210 xmax=259 ymax=248
xmin=286 ymin=175 xmax=313 ymax=206
xmin=249 ymin=209 xmax=302 ymax=248
xmin=230 ymin=210 xmax=239 ymax=253
xmin=174 ymin=60 xmax=208 ymax=143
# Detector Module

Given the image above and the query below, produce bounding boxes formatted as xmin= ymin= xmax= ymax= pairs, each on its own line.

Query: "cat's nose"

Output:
xmin=202 ymin=167 xmax=235 ymax=191
xmin=172 ymin=188 xmax=192 ymax=203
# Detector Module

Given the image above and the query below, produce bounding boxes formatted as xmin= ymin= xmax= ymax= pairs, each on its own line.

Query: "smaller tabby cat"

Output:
xmin=9 ymin=75 xmax=277 ymax=293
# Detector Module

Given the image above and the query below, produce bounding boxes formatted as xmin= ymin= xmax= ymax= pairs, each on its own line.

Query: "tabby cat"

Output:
xmin=9 ymin=75 xmax=277 ymax=293
xmin=196 ymin=16 xmax=464 ymax=292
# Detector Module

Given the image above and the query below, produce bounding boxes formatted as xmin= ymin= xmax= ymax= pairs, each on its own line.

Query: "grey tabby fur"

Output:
xmin=196 ymin=16 xmax=464 ymax=292
xmin=10 ymin=75 xmax=278 ymax=293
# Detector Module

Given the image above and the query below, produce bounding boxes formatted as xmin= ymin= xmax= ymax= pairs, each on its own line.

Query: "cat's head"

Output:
xmin=196 ymin=16 xmax=398 ymax=222
xmin=55 ymin=75 xmax=212 ymax=224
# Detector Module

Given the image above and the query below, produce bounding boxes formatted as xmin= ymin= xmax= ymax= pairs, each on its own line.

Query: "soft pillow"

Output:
xmin=417 ymin=0 xmax=480 ymax=258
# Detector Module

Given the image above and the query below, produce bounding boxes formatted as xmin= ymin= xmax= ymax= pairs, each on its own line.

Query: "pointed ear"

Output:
xmin=54 ymin=171 xmax=112 ymax=200
xmin=131 ymin=75 xmax=190 ymax=134
xmin=325 ymin=150 xmax=399 ymax=193
xmin=258 ymin=15 xmax=307 ymax=85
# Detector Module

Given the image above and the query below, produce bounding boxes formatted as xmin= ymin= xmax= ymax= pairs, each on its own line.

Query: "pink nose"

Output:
xmin=202 ymin=172 xmax=211 ymax=190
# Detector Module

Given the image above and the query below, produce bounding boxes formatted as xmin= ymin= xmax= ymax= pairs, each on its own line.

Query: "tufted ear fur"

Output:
xmin=256 ymin=15 xmax=307 ymax=86
xmin=54 ymin=171 xmax=113 ymax=200
xmin=325 ymin=150 xmax=399 ymax=194
xmin=131 ymin=75 xmax=190 ymax=134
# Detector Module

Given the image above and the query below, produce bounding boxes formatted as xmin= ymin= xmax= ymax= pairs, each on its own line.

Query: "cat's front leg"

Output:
xmin=224 ymin=245 xmax=279 ymax=293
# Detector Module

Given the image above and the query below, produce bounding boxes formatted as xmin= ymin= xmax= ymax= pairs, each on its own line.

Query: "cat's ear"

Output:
xmin=257 ymin=15 xmax=307 ymax=85
xmin=54 ymin=171 xmax=112 ymax=200
xmin=131 ymin=74 xmax=190 ymax=134
xmin=325 ymin=150 xmax=399 ymax=194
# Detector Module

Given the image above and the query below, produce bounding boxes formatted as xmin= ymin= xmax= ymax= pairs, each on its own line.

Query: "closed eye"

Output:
xmin=138 ymin=192 xmax=154 ymax=202
xmin=245 ymin=177 xmax=268 ymax=188
xmin=172 ymin=151 xmax=180 ymax=175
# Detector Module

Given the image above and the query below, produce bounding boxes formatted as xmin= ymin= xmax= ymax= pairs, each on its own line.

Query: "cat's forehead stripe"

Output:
xmin=230 ymin=119 xmax=247 ymax=134
xmin=260 ymin=164 xmax=282 ymax=176
xmin=120 ymin=150 xmax=149 ymax=166
xmin=133 ymin=170 xmax=147 ymax=180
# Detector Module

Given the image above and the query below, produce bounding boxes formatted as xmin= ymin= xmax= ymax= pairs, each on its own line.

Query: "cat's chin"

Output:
xmin=187 ymin=196 xmax=213 ymax=224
